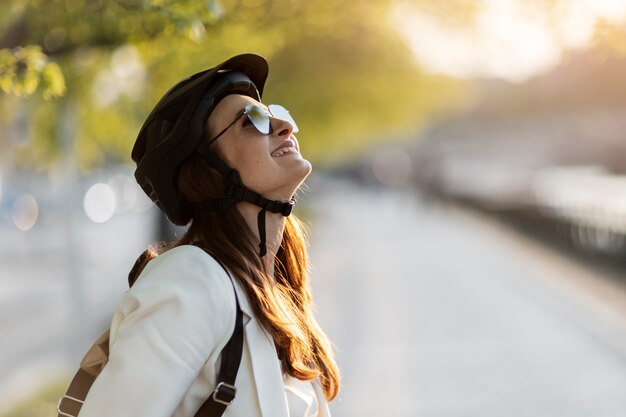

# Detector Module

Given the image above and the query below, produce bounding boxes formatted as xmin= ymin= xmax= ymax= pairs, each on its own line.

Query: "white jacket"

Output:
xmin=78 ymin=245 xmax=331 ymax=417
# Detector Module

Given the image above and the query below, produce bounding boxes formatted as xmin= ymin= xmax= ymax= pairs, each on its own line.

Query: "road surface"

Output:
xmin=305 ymin=177 xmax=626 ymax=417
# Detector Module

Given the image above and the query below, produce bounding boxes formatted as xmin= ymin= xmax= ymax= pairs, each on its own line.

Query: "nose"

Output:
xmin=269 ymin=116 xmax=294 ymax=138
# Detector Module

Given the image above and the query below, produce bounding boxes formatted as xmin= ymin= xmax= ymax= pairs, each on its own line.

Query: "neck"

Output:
xmin=236 ymin=200 xmax=286 ymax=277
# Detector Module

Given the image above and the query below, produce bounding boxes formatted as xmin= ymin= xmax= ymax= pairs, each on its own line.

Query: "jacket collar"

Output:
xmin=229 ymin=272 xmax=254 ymax=320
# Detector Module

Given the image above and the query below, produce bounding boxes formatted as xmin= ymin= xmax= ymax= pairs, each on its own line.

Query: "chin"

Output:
xmin=294 ymin=158 xmax=313 ymax=179
xmin=280 ymin=160 xmax=311 ymax=197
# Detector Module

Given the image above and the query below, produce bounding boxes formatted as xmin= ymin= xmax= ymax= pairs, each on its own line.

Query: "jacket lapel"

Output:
xmin=312 ymin=379 xmax=331 ymax=417
xmin=231 ymin=278 xmax=289 ymax=417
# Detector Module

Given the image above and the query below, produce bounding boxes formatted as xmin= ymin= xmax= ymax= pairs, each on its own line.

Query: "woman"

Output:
xmin=76 ymin=54 xmax=339 ymax=417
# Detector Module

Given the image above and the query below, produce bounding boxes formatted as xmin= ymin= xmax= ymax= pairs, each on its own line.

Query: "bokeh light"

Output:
xmin=83 ymin=183 xmax=116 ymax=223
xmin=11 ymin=193 xmax=38 ymax=231
xmin=91 ymin=45 xmax=145 ymax=108
xmin=107 ymin=174 xmax=136 ymax=214
xmin=131 ymin=183 xmax=155 ymax=213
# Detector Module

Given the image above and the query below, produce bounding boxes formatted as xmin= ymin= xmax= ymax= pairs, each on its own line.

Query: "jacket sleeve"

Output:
xmin=78 ymin=245 xmax=237 ymax=417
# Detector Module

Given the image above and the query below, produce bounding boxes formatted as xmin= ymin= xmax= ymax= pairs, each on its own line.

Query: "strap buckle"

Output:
xmin=212 ymin=381 xmax=237 ymax=406
xmin=57 ymin=395 xmax=84 ymax=417
xmin=281 ymin=199 xmax=296 ymax=216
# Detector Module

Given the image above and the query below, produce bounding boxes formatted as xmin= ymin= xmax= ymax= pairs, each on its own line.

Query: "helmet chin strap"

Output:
xmin=192 ymin=144 xmax=295 ymax=257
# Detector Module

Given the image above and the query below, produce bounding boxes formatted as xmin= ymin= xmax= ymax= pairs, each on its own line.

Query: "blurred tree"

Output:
xmin=0 ymin=0 xmax=465 ymax=171
xmin=399 ymin=0 xmax=484 ymax=28
xmin=0 ymin=45 xmax=65 ymax=99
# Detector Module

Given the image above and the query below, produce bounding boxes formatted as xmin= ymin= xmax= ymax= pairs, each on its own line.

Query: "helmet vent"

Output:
xmin=160 ymin=119 xmax=173 ymax=138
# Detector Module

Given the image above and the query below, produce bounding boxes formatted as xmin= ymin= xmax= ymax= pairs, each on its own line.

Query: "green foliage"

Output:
xmin=0 ymin=45 xmax=65 ymax=98
xmin=0 ymin=0 xmax=465 ymax=171
xmin=265 ymin=25 xmax=464 ymax=161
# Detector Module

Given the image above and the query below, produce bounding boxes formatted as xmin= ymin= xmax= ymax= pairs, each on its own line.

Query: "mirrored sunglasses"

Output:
xmin=207 ymin=104 xmax=299 ymax=146
xmin=243 ymin=104 xmax=299 ymax=135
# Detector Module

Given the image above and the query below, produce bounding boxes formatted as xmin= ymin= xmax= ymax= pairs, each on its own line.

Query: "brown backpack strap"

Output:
xmin=57 ymin=369 xmax=97 ymax=417
xmin=57 ymin=330 xmax=109 ymax=417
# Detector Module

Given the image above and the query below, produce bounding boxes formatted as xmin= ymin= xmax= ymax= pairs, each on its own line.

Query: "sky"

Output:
xmin=392 ymin=0 xmax=626 ymax=82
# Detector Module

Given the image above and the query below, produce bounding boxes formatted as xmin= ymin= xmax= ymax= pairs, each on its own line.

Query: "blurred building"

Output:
xmin=410 ymin=47 xmax=626 ymax=260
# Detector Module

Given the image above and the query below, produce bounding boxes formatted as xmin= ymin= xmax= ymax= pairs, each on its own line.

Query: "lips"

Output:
xmin=272 ymin=139 xmax=298 ymax=154
xmin=272 ymin=139 xmax=296 ymax=154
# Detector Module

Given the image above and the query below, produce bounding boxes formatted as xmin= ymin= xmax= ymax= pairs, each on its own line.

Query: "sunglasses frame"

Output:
xmin=206 ymin=104 xmax=298 ymax=146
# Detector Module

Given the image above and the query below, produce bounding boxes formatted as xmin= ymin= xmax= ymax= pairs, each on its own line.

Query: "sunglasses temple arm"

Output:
xmin=206 ymin=114 xmax=243 ymax=146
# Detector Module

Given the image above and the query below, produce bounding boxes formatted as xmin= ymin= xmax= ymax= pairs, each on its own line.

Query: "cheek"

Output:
xmin=229 ymin=142 xmax=275 ymax=185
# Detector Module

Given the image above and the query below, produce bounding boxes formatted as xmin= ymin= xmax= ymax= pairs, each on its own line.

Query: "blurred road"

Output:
xmin=2 ymin=176 xmax=626 ymax=416
xmin=306 ymin=177 xmax=626 ymax=417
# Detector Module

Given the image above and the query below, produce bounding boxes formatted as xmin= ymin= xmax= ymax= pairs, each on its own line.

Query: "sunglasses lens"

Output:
xmin=268 ymin=104 xmax=299 ymax=133
xmin=245 ymin=105 xmax=271 ymax=134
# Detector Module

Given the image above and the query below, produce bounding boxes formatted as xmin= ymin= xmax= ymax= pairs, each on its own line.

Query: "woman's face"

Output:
xmin=206 ymin=94 xmax=312 ymax=201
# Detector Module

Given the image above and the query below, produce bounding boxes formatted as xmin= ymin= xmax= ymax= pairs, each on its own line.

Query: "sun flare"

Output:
xmin=392 ymin=0 xmax=626 ymax=82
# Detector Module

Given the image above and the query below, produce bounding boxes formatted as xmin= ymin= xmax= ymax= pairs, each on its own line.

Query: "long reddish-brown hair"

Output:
xmin=129 ymin=150 xmax=340 ymax=400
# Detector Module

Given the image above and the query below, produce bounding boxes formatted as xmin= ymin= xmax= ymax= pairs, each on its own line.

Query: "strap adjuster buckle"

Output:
xmin=57 ymin=395 xmax=84 ymax=417
xmin=282 ymin=199 xmax=296 ymax=216
xmin=212 ymin=381 xmax=237 ymax=406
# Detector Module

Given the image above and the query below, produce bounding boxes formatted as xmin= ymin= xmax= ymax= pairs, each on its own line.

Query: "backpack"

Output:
xmin=57 ymin=249 xmax=244 ymax=417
